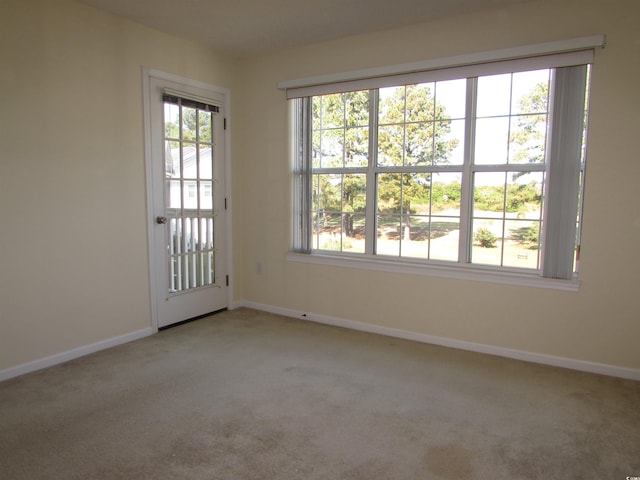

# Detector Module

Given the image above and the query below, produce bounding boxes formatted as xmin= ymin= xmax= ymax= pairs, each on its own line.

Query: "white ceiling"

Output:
xmin=80 ymin=0 xmax=532 ymax=58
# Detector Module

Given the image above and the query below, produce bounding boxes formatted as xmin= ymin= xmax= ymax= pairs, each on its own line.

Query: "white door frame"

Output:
xmin=142 ymin=67 xmax=233 ymax=331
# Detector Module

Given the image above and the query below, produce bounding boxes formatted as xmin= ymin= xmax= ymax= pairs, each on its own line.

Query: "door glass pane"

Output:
xmin=198 ymin=110 xmax=212 ymax=143
xmin=163 ymin=98 xmax=218 ymax=294
xmin=181 ymin=107 xmax=197 ymax=141
xmin=168 ymin=180 xmax=181 ymax=209
xmin=182 ymin=143 xmax=197 ymax=179
xmin=200 ymin=181 xmax=213 ymax=210
xmin=165 ymin=141 xmax=179 ymax=176
xmin=164 ymin=104 xmax=179 ymax=139
xmin=199 ymin=146 xmax=213 ymax=179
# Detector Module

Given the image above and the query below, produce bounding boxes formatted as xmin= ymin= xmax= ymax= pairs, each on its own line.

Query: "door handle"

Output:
xmin=156 ymin=216 xmax=168 ymax=224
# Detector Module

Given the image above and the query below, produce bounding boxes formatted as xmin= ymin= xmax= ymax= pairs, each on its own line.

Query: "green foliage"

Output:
xmin=313 ymin=91 xmax=370 ymax=168
xmin=377 ymin=173 xmax=431 ymax=214
xmin=474 ymin=181 xmax=541 ymax=214
xmin=321 ymin=235 xmax=352 ymax=251
xmin=474 ymin=227 xmax=498 ymax=248
xmin=313 ymin=85 xmax=460 ymax=238
xmin=506 ymin=182 xmax=541 ymax=213
xmin=509 ymin=82 xmax=548 ymax=164
xmin=375 ymin=84 xmax=459 ymax=222
xmin=378 ymin=84 xmax=458 ymax=166
xmin=164 ymin=106 xmax=212 ymax=143
xmin=510 ymin=224 xmax=540 ymax=247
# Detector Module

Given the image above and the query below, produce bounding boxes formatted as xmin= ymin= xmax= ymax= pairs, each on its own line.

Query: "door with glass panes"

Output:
xmin=147 ymin=74 xmax=227 ymax=328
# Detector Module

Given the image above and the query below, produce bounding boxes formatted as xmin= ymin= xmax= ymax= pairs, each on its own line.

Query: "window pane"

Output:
xmin=345 ymin=91 xmax=369 ymax=127
xmin=165 ymin=140 xmax=179 ymax=176
xmin=181 ymin=107 xmax=197 ymax=141
xmin=477 ymin=74 xmax=511 ymax=117
xmin=503 ymin=220 xmax=541 ymax=269
xmin=164 ymin=103 xmax=179 ymax=139
xmin=200 ymin=181 xmax=213 ymax=210
xmin=379 ymin=86 xmax=405 ymax=125
xmin=400 ymin=216 xmax=430 ymax=259
xmin=313 ymin=174 xmax=341 ymax=214
xmin=474 ymin=117 xmax=509 ymax=165
xmin=312 ymin=130 xmax=321 ymax=169
xmin=183 ymin=182 xmax=197 ymax=209
xmin=377 ymin=173 xmax=402 ymax=214
xmin=432 ymin=172 xmax=462 ymax=217
xmin=436 ymin=119 xmax=464 ymax=165
xmin=343 ymin=174 xmax=367 ymax=213
xmin=378 ymin=125 xmax=404 ymax=166
xmin=342 ymin=213 xmax=365 ymax=253
xmin=198 ymin=111 xmax=212 ymax=143
xmin=199 ymin=145 xmax=213 ymax=179
xmin=182 ymin=143 xmax=197 ymax=179
xmin=312 ymin=97 xmax=321 ymax=131
xmin=344 ymin=127 xmax=368 ymax=167
xmin=471 ymin=218 xmax=503 ymax=266
xmin=474 ymin=172 xmax=506 ymax=215
xmin=429 ymin=217 xmax=460 ymax=262
xmin=511 ymin=70 xmax=550 ymax=115
xmin=509 ymin=113 xmax=547 ymax=164
xmin=376 ymin=215 xmax=401 ymax=257
xmin=402 ymin=172 xmax=431 ymax=209
xmin=168 ymin=180 xmax=181 ymax=209
xmin=314 ymin=93 xmax=344 ymax=129
xmin=318 ymin=129 xmax=344 ymax=168
xmin=505 ymin=171 xmax=543 ymax=219
xmin=406 ymin=83 xmax=435 ymax=123
xmin=406 ymin=122 xmax=433 ymax=165
xmin=434 ymin=79 xmax=466 ymax=119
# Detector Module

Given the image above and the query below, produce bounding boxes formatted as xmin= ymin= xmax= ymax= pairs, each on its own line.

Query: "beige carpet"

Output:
xmin=1 ymin=308 xmax=638 ymax=479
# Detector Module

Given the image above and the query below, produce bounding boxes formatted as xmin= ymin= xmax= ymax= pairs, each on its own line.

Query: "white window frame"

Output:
xmin=284 ymin=36 xmax=604 ymax=291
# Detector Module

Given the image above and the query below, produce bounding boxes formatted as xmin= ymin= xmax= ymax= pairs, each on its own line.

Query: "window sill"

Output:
xmin=286 ymin=251 xmax=580 ymax=292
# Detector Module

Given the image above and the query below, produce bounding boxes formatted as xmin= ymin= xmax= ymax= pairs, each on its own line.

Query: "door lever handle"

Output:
xmin=156 ymin=216 xmax=168 ymax=224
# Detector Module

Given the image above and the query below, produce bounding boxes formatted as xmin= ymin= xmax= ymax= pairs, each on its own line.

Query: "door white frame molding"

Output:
xmin=142 ymin=67 xmax=233 ymax=331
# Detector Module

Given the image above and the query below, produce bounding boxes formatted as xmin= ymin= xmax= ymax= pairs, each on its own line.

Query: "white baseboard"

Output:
xmin=235 ymin=300 xmax=640 ymax=382
xmin=0 ymin=327 xmax=154 ymax=382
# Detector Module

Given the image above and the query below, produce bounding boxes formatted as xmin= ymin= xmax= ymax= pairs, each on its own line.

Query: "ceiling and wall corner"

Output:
xmin=79 ymin=0 xmax=535 ymax=58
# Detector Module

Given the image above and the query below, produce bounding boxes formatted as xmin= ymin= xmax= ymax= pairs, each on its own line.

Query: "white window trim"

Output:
xmin=278 ymin=35 xmax=605 ymax=97
xmin=286 ymin=251 xmax=580 ymax=291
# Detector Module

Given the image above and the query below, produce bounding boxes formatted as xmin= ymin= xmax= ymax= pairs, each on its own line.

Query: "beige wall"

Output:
xmin=0 ymin=0 xmax=236 ymax=370
xmin=2 ymin=0 xmax=639 ymax=376
xmin=235 ymin=0 xmax=640 ymax=371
